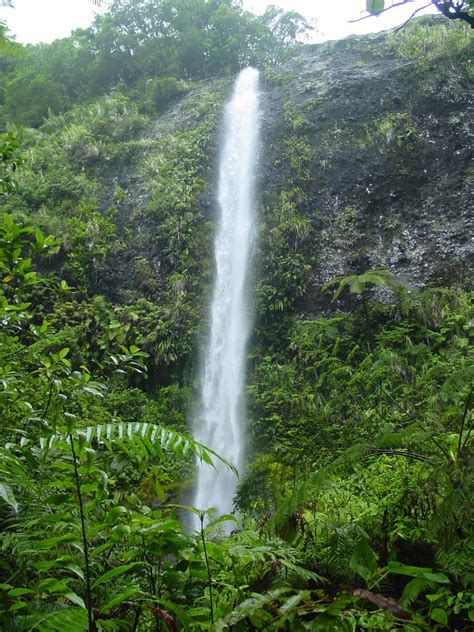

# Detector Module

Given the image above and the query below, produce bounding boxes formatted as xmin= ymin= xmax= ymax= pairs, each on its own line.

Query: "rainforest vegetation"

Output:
xmin=0 ymin=1 xmax=472 ymax=630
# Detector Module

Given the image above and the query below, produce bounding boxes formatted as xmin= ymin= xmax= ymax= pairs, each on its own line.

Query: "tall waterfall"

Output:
xmin=192 ymin=67 xmax=260 ymax=528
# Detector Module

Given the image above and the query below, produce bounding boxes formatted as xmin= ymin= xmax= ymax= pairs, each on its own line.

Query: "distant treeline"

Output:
xmin=0 ymin=0 xmax=309 ymax=127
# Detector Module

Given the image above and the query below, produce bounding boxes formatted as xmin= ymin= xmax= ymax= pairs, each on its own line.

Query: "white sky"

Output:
xmin=0 ymin=0 xmax=436 ymax=45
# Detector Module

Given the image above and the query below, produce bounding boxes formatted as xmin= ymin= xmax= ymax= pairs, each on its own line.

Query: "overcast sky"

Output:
xmin=0 ymin=0 xmax=436 ymax=45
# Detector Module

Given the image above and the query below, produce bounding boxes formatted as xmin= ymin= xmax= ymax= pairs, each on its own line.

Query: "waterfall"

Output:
xmin=192 ymin=67 xmax=260 ymax=529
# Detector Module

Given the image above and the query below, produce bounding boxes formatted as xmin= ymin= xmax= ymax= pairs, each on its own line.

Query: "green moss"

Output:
xmin=261 ymin=66 xmax=294 ymax=87
xmin=336 ymin=205 xmax=360 ymax=233
xmin=366 ymin=112 xmax=417 ymax=149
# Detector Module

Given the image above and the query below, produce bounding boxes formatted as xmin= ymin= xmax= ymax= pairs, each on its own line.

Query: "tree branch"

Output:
xmin=394 ymin=3 xmax=433 ymax=31
xmin=200 ymin=511 xmax=214 ymax=625
xmin=432 ymin=0 xmax=474 ymax=26
xmin=460 ymin=385 xmax=473 ymax=454
xmin=370 ymin=448 xmax=433 ymax=462
xmin=70 ymin=433 xmax=93 ymax=631
xmin=350 ymin=0 xmax=474 ymax=28
xmin=349 ymin=0 xmax=416 ymax=23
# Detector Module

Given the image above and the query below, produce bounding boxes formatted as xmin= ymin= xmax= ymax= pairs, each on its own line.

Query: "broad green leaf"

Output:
xmin=101 ymin=585 xmax=141 ymax=614
xmin=201 ymin=541 xmax=224 ymax=562
xmin=431 ymin=608 xmax=448 ymax=625
xmin=35 ymin=533 xmax=79 ymax=550
xmin=350 ymin=539 xmax=377 ymax=582
xmin=80 ymin=482 xmax=99 ymax=494
xmin=64 ymin=591 xmax=86 ymax=609
xmin=27 ymin=607 xmax=88 ymax=631
xmin=367 ymin=0 xmax=385 ymax=14
xmin=279 ymin=591 xmax=310 ymax=614
xmin=174 ymin=504 xmax=202 ymax=518
xmin=62 ymin=561 xmax=85 ymax=581
xmin=92 ymin=562 xmax=140 ymax=587
xmin=8 ymin=587 xmax=35 ymax=597
xmin=35 ymin=228 xmax=44 ymax=248
xmin=210 ymin=514 xmax=237 ymax=527
xmin=37 ymin=578 xmax=70 ymax=594
xmin=387 ymin=561 xmax=432 ymax=576
xmin=82 ymin=385 xmax=104 ymax=397
xmin=422 ymin=572 xmax=450 ymax=584
xmin=103 ymin=505 xmax=128 ymax=526
xmin=0 ymin=482 xmax=18 ymax=512
xmin=388 ymin=562 xmax=449 ymax=584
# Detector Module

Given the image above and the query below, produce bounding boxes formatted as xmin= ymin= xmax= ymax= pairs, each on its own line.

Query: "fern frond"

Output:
xmin=39 ymin=423 xmax=238 ymax=475
xmin=325 ymin=524 xmax=364 ymax=580
xmin=400 ymin=577 xmax=437 ymax=608
xmin=394 ymin=285 xmax=422 ymax=318
xmin=435 ymin=545 xmax=472 ymax=582
xmin=278 ymin=558 xmax=326 ymax=585
xmin=441 ymin=365 xmax=474 ymax=397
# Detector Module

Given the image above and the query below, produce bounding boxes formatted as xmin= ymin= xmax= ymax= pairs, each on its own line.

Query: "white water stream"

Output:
xmin=192 ymin=67 xmax=260 ymax=529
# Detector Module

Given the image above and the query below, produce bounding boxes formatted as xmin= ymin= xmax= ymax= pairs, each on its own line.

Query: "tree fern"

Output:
xmin=323 ymin=269 xmax=396 ymax=302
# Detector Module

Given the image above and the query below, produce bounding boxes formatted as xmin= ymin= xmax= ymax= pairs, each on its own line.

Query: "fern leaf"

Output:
xmin=400 ymin=577 xmax=437 ymax=608
xmin=278 ymin=558 xmax=326 ymax=585
xmin=40 ymin=423 xmax=238 ymax=475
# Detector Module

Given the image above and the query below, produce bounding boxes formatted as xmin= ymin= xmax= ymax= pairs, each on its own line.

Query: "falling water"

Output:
xmin=192 ymin=67 xmax=260 ymax=529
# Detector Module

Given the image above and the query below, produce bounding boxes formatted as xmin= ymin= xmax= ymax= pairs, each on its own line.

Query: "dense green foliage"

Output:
xmin=2 ymin=207 xmax=472 ymax=630
xmin=0 ymin=5 xmax=472 ymax=631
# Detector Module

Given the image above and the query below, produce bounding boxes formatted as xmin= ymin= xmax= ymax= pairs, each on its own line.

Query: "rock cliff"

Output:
xmin=259 ymin=19 xmax=472 ymax=299
xmin=96 ymin=17 xmax=472 ymax=318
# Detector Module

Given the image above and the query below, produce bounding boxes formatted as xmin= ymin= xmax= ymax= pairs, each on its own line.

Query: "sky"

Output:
xmin=0 ymin=0 xmax=437 ymax=45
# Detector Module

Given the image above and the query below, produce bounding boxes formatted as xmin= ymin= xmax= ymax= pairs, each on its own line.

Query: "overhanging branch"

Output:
xmin=432 ymin=0 xmax=474 ymax=26
xmin=394 ymin=3 xmax=433 ymax=32
xmin=350 ymin=0 xmax=474 ymax=28
xmin=349 ymin=0 xmax=416 ymax=23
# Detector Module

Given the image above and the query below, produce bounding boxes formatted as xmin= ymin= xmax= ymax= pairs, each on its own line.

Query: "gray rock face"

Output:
xmin=258 ymin=25 xmax=472 ymax=298
xmin=98 ymin=17 xmax=472 ymax=309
